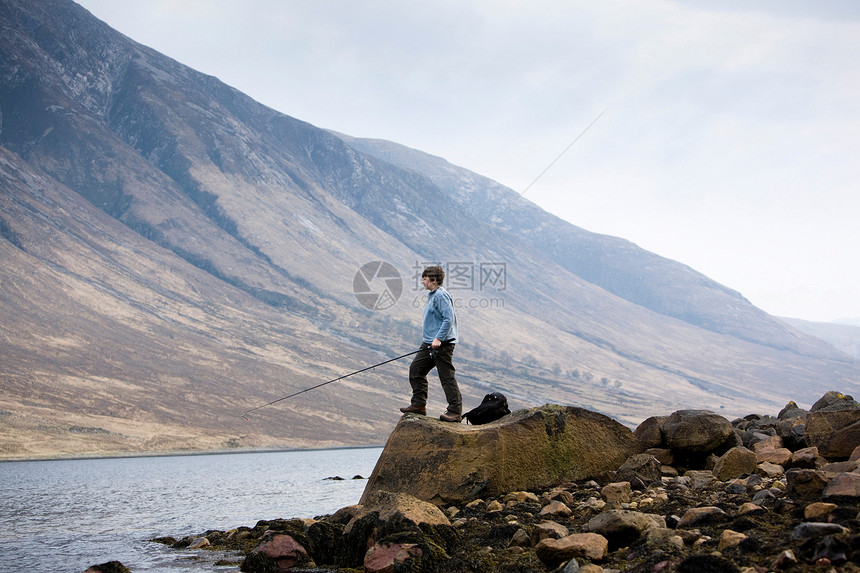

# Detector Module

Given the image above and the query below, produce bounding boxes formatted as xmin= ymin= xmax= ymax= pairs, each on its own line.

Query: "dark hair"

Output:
xmin=422 ymin=265 xmax=445 ymax=284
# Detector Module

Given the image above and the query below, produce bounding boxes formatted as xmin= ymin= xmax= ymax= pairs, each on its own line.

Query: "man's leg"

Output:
xmin=434 ymin=344 xmax=462 ymax=415
xmin=407 ymin=344 xmax=435 ymax=409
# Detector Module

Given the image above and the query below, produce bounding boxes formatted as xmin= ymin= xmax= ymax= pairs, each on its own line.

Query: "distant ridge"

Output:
xmin=781 ymin=317 xmax=860 ymax=361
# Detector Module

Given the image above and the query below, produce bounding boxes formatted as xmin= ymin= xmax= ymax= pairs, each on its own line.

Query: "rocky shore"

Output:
xmin=104 ymin=391 xmax=858 ymax=573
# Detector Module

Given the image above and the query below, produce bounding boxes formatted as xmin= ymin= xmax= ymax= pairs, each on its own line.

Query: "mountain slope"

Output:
xmin=336 ymin=135 xmax=834 ymax=355
xmin=1 ymin=0 xmax=858 ymax=459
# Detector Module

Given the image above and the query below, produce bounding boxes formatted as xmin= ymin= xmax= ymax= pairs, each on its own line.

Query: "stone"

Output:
xmin=676 ymin=506 xmax=727 ymax=529
xmin=601 ymin=482 xmax=632 ymax=503
xmin=725 ymin=481 xmax=746 ymax=495
xmin=713 ymin=446 xmax=757 ymax=480
xmin=661 ymin=467 xmax=680 ymax=480
xmin=810 ymin=390 xmax=858 ymax=412
xmin=738 ymin=502 xmax=764 ymax=515
xmin=770 ymin=549 xmax=797 ymax=569
xmin=755 ymin=447 xmax=792 ymax=466
xmin=512 ymin=491 xmax=540 ymax=503
xmin=822 ymin=471 xmax=860 ymax=501
xmin=804 ymin=502 xmax=837 ymax=520
xmin=790 ymin=446 xmax=820 ymax=469
xmin=535 ymin=533 xmax=609 ymax=566
xmin=820 ymin=458 xmax=860 ymax=473
xmin=579 ymin=497 xmax=606 ymax=511
xmin=245 ymin=533 xmax=310 ymax=572
xmin=785 ymin=469 xmax=830 ymax=501
xmin=532 ymin=520 xmax=570 ymax=545
xmin=777 ymin=418 xmax=808 ymax=450
xmin=684 ymin=470 xmax=716 ymax=490
xmin=806 ymin=415 xmax=860 ymax=459
xmin=741 ymin=429 xmax=773 ymax=448
xmin=508 ymin=528 xmax=531 ymax=548
xmin=644 ymin=527 xmax=685 ymax=550
xmin=634 ymin=416 xmax=666 ymax=448
xmin=540 ymin=499 xmax=572 ymax=518
xmin=646 ymin=448 xmax=674 ymax=466
xmin=83 ymin=563 xmax=130 ymax=573
xmin=364 ymin=541 xmax=423 ymax=573
xmin=345 ymin=490 xmax=450 ymax=534
xmin=756 ymin=461 xmax=784 ymax=478
xmin=546 ymin=487 xmax=575 ymax=505
xmin=585 ymin=509 xmax=665 ymax=549
xmin=361 ymin=405 xmax=642 ymax=505
xmin=616 ymin=453 xmax=662 ymax=485
xmin=805 ymin=393 xmax=860 ymax=459
xmin=811 ymin=534 xmax=849 ymax=565
xmin=790 ymin=522 xmax=849 ymax=540
xmin=718 ymin=529 xmax=748 ymax=551
xmin=663 ymin=410 xmax=734 ymax=455
xmin=486 ymin=500 xmax=504 ymax=512
xmin=778 ymin=400 xmax=807 ymax=419
xmin=187 ymin=537 xmax=210 ymax=549
xmin=751 ymin=435 xmax=783 ymax=451
xmin=335 ymin=491 xmax=456 ymax=570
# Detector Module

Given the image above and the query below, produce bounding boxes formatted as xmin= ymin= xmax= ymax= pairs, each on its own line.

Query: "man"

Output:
xmin=400 ymin=265 xmax=462 ymax=422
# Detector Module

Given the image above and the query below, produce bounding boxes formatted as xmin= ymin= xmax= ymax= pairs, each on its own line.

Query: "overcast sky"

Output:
xmin=75 ymin=0 xmax=860 ymax=323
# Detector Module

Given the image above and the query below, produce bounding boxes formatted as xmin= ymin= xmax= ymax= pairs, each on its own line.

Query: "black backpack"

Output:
xmin=463 ymin=392 xmax=510 ymax=425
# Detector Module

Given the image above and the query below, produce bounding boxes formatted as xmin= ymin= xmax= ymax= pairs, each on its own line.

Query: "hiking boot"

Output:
xmin=400 ymin=405 xmax=426 ymax=415
xmin=440 ymin=411 xmax=462 ymax=423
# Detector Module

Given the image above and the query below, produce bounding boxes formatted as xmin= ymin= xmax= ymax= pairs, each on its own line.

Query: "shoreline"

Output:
xmin=0 ymin=443 xmax=385 ymax=464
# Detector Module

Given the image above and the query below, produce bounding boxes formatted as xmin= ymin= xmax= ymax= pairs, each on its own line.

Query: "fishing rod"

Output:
xmin=240 ymin=348 xmax=422 ymax=420
xmin=472 ymin=106 xmax=608 ymax=245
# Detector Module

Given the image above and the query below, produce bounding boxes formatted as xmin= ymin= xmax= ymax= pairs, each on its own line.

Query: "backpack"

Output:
xmin=463 ymin=392 xmax=510 ymax=425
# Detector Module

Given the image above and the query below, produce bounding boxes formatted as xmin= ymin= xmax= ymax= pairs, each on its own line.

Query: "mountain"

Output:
xmin=335 ymin=135 xmax=819 ymax=352
xmin=1 ymin=0 xmax=858 ymax=459
xmin=780 ymin=317 xmax=860 ymax=361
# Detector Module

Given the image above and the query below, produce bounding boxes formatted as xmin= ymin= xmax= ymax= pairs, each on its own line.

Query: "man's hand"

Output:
xmin=431 ymin=338 xmax=442 ymax=349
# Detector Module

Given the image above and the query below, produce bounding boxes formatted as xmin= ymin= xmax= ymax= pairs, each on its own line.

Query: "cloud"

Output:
xmin=76 ymin=0 xmax=860 ymax=321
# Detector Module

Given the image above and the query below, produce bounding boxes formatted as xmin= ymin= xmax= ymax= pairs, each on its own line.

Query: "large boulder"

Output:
xmin=361 ymin=405 xmax=642 ymax=505
xmin=339 ymin=491 xmax=456 ymax=569
xmin=662 ymin=410 xmax=734 ymax=463
xmin=345 ymin=490 xmax=450 ymax=533
xmin=805 ymin=392 xmax=860 ymax=459
xmin=633 ymin=416 xmax=666 ymax=449
xmin=810 ymin=391 xmax=859 ymax=412
xmin=713 ymin=446 xmax=757 ymax=481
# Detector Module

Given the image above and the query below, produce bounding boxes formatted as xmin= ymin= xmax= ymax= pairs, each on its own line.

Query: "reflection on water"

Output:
xmin=0 ymin=447 xmax=382 ymax=572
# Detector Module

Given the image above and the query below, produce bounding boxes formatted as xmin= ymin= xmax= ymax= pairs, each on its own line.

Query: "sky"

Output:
xmin=75 ymin=0 xmax=860 ymax=323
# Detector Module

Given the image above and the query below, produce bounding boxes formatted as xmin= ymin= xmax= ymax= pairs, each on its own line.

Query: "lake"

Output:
xmin=0 ymin=447 xmax=383 ymax=572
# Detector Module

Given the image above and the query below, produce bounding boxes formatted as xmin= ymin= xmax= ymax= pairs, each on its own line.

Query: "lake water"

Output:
xmin=0 ymin=447 xmax=383 ymax=572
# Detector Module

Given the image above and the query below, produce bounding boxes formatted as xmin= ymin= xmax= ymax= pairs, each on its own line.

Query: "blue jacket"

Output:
xmin=422 ymin=286 xmax=458 ymax=344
